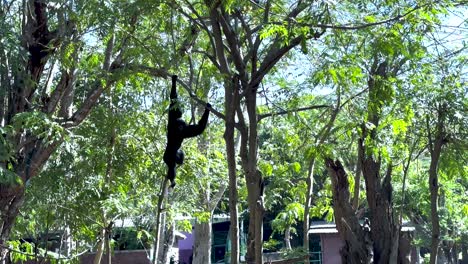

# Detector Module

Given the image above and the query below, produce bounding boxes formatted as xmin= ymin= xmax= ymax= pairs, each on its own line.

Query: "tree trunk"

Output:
xmin=244 ymin=173 xmax=264 ymax=264
xmin=193 ymin=220 xmax=212 ymax=264
xmin=302 ymin=158 xmax=315 ymax=260
xmin=462 ymin=244 xmax=468 ymax=264
xmin=155 ymin=207 xmax=167 ymax=263
xmin=158 ymin=221 xmax=174 ymax=264
xmin=242 ymin=85 xmax=263 ymax=264
xmin=152 ymin=179 xmax=169 ymax=264
xmin=1 ymin=0 xmax=118 ymax=253
xmin=325 ymin=158 xmax=372 ymax=264
xmin=284 ymin=226 xmax=292 ymax=250
xmin=93 ymin=227 xmax=106 ymax=264
xmin=352 ymin=139 xmax=363 ymax=210
xmin=398 ymin=232 xmax=412 ymax=264
xmin=0 ymin=189 xmax=25 ymax=264
xmin=361 ymin=157 xmax=398 ymax=264
xmin=224 ymin=78 xmax=240 ymax=264
xmin=428 ymin=126 xmax=444 ymax=264
xmin=359 ymin=60 xmax=399 ymax=264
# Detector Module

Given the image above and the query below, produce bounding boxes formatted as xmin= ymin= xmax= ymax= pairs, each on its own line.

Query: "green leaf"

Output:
xmin=290 ymin=162 xmax=301 ymax=173
xmin=363 ymin=15 xmax=376 ymax=23
xmin=392 ymin=119 xmax=408 ymax=136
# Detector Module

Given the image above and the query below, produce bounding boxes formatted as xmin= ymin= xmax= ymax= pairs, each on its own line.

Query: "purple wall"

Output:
xmin=178 ymin=231 xmax=194 ymax=264
xmin=321 ymin=234 xmax=343 ymax=264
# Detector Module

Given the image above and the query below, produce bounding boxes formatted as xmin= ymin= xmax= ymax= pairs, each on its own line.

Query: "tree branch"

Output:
xmin=209 ymin=183 xmax=227 ymax=211
xmin=123 ymin=64 xmax=227 ymax=122
xmin=275 ymin=3 xmax=427 ymax=31
xmin=258 ymin=104 xmax=330 ymax=122
xmin=175 ymin=78 xmax=227 ymax=122
xmin=218 ymin=11 xmax=248 ymax=83
xmin=251 ymin=35 xmax=303 ymax=89
xmin=209 ymin=7 xmax=231 ymax=76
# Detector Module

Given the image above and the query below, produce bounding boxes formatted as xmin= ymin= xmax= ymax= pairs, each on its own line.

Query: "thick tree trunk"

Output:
xmin=193 ymin=220 xmax=212 ymax=264
xmin=361 ymin=157 xmax=398 ymax=264
xmin=244 ymin=176 xmax=264 ymax=264
xmin=358 ymin=60 xmax=399 ymax=264
xmin=254 ymin=189 xmax=264 ymax=264
xmin=462 ymin=244 xmax=468 ymax=264
xmin=398 ymin=232 xmax=412 ymax=264
xmin=325 ymin=158 xmax=372 ymax=264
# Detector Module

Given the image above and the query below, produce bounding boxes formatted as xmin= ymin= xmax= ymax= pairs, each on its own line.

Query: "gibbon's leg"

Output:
xmin=164 ymin=152 xmax=177 ymax=187
xmin=175 ymin=149 xmax=185 ymax=165
xmin=167 ymin=164 xmax=177 ymax=188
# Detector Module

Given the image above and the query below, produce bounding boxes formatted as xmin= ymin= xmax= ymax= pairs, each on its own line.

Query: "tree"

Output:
xmin=0 ymin=0 xmax=170 ymax=261
xmin=174 ymin=1 xmax=334 ymax=262
xmin=271 ymin=203 xmax=304 ymax=250
xmin=319 ymin=2 xmax=460 ymax=263
xmin=410 ymin=50 xmax=467 ymax=263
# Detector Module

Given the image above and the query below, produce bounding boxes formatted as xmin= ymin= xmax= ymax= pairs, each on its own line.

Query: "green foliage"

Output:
xmin=8 ymin=240 xmax=34 ymax=263
xmin=12 ymin=112 xmax=66 ymax=145
xmin=279 ymin=247 xmax=308 ymax=259
xmin=272 ymin=203 xmax=304 ymax=234
xmin=0 ymin=167 xmax=22 ymax=186
xmin=0 ymin=126 xmax=15 ymax=162
xmin=263 ymin=239 xmax=281 ymax=251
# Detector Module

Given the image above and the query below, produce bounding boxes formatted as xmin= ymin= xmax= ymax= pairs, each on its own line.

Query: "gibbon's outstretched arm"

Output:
xmin=182 ymin=104 xmax=211 ymax=138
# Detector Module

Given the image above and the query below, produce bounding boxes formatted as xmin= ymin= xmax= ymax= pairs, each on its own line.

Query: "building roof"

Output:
xmin=308 ymin=221 xmax=416 ymax=234
xmin=308 ymin=223 xmax=338 ymax=234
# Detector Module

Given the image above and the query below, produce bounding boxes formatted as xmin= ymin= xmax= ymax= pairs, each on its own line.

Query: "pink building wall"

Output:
xmin=321 ymin=233 xmax=344 ymax=264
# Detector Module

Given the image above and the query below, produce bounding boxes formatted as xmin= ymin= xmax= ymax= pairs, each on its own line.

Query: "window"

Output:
xmin=309 ymin=234 xmax=322 ymax=264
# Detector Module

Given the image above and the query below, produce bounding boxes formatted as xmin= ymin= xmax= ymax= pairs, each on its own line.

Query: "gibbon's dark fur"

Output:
xmin=163 ymin=75 xmax=210 ymax=187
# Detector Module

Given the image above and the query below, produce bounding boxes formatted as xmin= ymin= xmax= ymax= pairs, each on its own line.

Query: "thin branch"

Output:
xmin=175 ymin=0 xmax=220 ymax=70
xmin=285 ymin=4 xmax=427 ymax=31
xmin=192 ymin=49 xmax=219 ymax=69
xmin=250 ymin=35 xmax=303 ymax=90
xmin=218 ymin=11 xmax=248 ymax=83
xmin=209 ymin=7 xmax=231 ymax=76
xmin=258 ymin=104 xmax=330 ymax=121
xmin=209 ymin=183 xmax=227 ymax=211
xmin=176 ymin=78 xmax=227 ymax=121
xmin=124 ymin=64 xmax=227 ymax=121
xmin=339 ymin=87 xmax=369 ymax=109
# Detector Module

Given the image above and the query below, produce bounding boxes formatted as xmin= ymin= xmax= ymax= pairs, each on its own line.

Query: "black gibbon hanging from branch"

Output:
xmin=163 ymin=75 xmax=211 ymax=188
